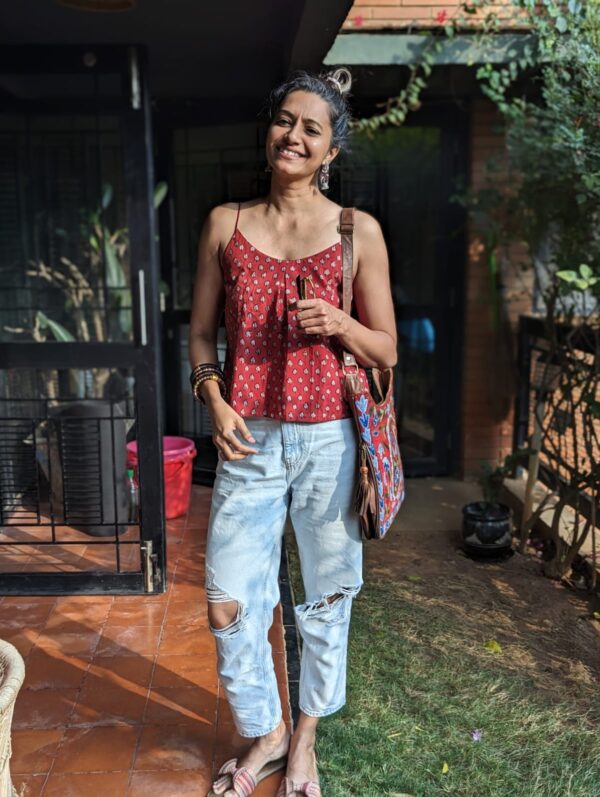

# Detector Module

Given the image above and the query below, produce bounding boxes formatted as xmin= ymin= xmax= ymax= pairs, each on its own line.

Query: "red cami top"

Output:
xmin=221 ymin=205 xmax=352 ymax=422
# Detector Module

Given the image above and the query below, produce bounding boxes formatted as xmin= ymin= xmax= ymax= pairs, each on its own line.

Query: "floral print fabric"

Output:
xmin=350 ymin=370 xmax=405 ymax=538
xmin=221 ymin=228 xmax=352 ymax=422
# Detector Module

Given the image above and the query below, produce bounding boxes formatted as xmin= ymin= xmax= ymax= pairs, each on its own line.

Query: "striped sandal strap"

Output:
xmin=295 ymin=783 xmax=321 ymax=797
xmin=277 ymin=778 xmax=321 ymax=797
xmin=212 ymin=759 xmax=258 ymax=797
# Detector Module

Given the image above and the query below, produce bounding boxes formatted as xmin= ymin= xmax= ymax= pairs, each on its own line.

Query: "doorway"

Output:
xmin=162 ymin=106 xmax=467 ymax=479
xmin=0 ymin=46 xmax=166 ymax=593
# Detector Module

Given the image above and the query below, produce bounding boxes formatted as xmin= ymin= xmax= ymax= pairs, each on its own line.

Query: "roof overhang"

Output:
xmin=0 ymin=0 xmax=353 ymax=102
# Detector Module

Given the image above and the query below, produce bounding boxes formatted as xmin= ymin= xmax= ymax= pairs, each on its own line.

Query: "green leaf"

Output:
xmin=556 ymin=270 xmax=577 ymax=282
xmin=117 ymin=287 xmax=133 ymax=336
xmin=579 ymin=264 xmax=592 ymax=279
xmin=555 ymin=16 xmax=568 ymax=33
xmin=36 ymin=311 xmax=75 ymax=342
xmin=101 ymin=183 xmax=114 ymax=210
xmin=153 ymin=181 xmax=168 ymax=209
xmin=484 ymin=639 xmax=502 ymax=653
xmin=104 ymin=235 xmax=126 ymax=289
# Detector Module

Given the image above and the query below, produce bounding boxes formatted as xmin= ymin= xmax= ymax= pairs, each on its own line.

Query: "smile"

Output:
xmin=276 ymin=147 xmax=306 ymax=159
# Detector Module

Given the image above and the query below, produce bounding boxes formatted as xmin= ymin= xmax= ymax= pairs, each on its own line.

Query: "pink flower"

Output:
xmin=353 ymin=14 xmax=364 ymax=27
xmin=435 ymin=9 xmax=448 ymax=24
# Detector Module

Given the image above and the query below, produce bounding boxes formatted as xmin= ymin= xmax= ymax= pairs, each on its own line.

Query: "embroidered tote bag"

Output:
xmin=338 ymin=208 xmax=405 ymax=539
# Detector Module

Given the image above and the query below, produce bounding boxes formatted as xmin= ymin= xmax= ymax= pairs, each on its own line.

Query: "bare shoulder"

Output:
xmin=201 ymin=200 xmax=251 ymax=249
xmin=204 ymin=202 xmax=238 ymax=235
xmin=353 ymin=209 xmax=384 ymax=244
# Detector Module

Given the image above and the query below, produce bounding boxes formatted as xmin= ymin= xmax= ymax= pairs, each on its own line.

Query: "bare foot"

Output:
xmin=283 ymin=736 xmax=319 ymax=796
xmin=212 ymin=719 xmax=289 ymax=797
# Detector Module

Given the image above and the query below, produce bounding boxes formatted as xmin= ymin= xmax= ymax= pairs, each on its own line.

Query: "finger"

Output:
xmin=297 ymin=307 xmax=322 ymax=320
xmin=219 ymin=440 xmax=247 ymax=461
xmin=236 ymin=419 xmax=256 ymax=444
xmin=223 ymin=430 xmax=258 ymax=455
xmin=296 ymin=298 xmax=319 ymax=310
xmin=303 ymin=325 xmax=324 ymax=335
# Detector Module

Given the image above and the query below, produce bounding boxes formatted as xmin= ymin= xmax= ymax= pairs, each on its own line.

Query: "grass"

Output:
xmin=285 ymin=535 xmax=600 ymax=797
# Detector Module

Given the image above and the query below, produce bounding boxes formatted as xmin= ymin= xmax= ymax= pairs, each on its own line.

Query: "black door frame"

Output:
xmin=0 ymin=45 xmax=166 ymax=594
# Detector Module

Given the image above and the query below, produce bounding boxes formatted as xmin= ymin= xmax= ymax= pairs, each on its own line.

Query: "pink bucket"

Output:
xmin=126 ymin=436 xmax=197 ymax=520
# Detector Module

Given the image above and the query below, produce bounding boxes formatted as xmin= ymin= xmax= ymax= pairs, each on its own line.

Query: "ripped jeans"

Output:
xmin=206 ymin=416 xmax=363 ymax=737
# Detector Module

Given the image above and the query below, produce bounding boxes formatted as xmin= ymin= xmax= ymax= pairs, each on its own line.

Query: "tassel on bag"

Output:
xmin=354 ymin=446 xmax=376 ymax=518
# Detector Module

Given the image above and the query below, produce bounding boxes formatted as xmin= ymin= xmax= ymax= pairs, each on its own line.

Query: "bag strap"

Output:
xmin=339 ymin=208 xmax=359 ymax=373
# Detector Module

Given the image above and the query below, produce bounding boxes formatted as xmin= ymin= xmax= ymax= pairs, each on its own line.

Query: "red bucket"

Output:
xmin=126 ymin=436 xmax=197 ymax=520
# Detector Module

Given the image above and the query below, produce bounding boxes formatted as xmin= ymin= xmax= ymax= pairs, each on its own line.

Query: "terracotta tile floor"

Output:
xmin=1 ymin=485 xmax=292 ymax=797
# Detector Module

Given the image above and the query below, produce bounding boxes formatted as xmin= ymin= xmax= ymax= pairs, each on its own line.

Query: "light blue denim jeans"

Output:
xmin=205 ymin=416 xmax=363 ymax=738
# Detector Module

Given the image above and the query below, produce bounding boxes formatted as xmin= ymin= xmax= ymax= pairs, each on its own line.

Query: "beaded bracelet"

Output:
xmin=190 ymin=364 xmax=226 ymax=404
xmin=192 ymin=373 xmax=225 ymax=403
xmin=190 ymin=362 xmax=223 ymax=383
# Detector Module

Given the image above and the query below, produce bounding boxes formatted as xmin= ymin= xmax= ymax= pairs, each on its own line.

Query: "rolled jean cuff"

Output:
xmin=236 ymin=712 xmax=284 ymax=738
xmin=298 ymin=700 xmax=346 ymax=719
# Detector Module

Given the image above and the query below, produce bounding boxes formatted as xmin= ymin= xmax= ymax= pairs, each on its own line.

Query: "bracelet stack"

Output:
xmin=190 ymin=362 xmax=226 ymax=404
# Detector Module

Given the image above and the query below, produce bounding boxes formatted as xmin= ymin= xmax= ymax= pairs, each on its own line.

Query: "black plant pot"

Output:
xmin=48 ymin=400 xmax=128 ymax=537
xmin=462 ymin=501 xmax=513 ymax=558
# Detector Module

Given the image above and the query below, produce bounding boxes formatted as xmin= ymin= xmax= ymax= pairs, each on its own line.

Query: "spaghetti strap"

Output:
xmin=234 ymin=202 xmax=242 ymax=232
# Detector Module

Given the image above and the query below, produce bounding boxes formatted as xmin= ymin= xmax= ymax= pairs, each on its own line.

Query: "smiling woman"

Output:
xmin=188 ymin=68 xmax=397 ymax=797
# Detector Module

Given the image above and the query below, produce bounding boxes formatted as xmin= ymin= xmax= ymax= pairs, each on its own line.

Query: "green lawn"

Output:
xmin=285 ymin=538 xmax=600 ymax=797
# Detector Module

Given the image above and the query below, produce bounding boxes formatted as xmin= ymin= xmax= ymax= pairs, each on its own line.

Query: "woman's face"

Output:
xmin=266 ymin=90 xmax=339 ymax=182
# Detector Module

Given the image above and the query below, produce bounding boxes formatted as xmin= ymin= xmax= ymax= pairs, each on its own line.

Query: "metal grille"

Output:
xmin=0 ymin=371 xmax=141 ymax=576
xmin=0 ymin=114 xmax=133 ymax=345
xmin=0 ymin=420 xmax=39 ymax=525
xmin=515 ymin=315 xmax=600 ymax=508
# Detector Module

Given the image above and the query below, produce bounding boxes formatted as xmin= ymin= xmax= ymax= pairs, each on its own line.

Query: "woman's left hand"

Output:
xmin=295 ymin=298 xmax=346 ymax=337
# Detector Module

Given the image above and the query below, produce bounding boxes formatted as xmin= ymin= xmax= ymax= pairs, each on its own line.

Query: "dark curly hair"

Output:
xmin=266 ymin=67 xmax=353 ymax=152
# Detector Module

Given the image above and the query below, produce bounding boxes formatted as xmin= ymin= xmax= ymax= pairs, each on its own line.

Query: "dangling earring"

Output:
xmin=319 ymin=161 xmax=330 ymax=191
xmin=264 ymin=164 xmax=272 ymax=173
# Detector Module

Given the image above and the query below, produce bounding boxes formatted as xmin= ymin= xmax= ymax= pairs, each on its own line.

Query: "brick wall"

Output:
xmin=461 ymin=99 xmax=533 ymax=476
xmin=343 ymin=0 xmax=521 ymax=30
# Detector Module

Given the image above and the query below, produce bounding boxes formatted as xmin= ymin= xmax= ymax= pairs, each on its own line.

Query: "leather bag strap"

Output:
xmin=339 ymin=208 xmax=359 ymax=372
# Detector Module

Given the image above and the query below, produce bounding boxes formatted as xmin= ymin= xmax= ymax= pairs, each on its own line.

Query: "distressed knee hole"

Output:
xmin=206 ymin=567 xmax=247 ymax=638
xmin=295 ymin=585 xmax=361 ymax=625
xmin=208 ymin=599 xmax=239 ymax=630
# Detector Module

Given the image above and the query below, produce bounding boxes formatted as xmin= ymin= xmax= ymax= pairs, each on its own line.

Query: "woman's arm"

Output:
xmin=188 ymin=206 xmax=227 ymax=407
xmin=189 ymin=205 xmax=258 ymax=459
xmin=296 ymin=211 xmax=397 ymax=369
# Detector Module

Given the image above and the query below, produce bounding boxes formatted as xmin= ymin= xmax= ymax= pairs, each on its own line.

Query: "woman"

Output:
xmin=189 ymin=68 xmax=397 ymax=797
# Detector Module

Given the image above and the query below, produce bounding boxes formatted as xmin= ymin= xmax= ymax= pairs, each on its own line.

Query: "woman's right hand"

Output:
xmin=209 ymin=400 xmax=258 ymax=460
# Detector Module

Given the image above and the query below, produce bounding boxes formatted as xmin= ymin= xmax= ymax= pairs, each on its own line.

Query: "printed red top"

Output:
xmin=221 ymin=216 xmax=351 ymax=423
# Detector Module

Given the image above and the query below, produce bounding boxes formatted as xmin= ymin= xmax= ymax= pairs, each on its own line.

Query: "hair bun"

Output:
xmin=323 ymin=67 xmax=352 ymax=96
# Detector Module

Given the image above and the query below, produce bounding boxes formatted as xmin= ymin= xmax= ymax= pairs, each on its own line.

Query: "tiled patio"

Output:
xmin=1 ymin=485 xmax=292 ymax=797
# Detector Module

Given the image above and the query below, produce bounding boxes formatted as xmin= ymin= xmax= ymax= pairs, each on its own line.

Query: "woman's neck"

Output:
xmin=265 ymin=176 xmax=325 ymax=217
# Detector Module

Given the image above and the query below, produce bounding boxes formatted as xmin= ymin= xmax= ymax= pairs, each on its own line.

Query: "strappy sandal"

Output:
xmin=276 ymin=777 xmax=322 ymax=797
xmin=207 ymin=756 xmax=287 ymax=797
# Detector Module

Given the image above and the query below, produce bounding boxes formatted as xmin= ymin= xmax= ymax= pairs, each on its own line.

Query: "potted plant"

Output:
xmin=462 ymin=459 xmax=515 ymax=558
